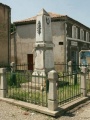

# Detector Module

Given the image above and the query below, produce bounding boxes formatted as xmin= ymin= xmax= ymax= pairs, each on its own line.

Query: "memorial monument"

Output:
xmin=32 ymin=9 xmax=54 ymax=83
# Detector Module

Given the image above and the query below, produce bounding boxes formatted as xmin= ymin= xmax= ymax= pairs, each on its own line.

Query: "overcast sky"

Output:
xmin=0 ymin=0 xmax=90 ymax=27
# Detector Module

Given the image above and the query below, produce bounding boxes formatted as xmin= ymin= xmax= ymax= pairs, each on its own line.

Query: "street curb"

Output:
xmin=0 ymin=96 xmax=90 ymax=117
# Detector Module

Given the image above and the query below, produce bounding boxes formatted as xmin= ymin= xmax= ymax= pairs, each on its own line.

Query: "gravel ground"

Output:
xmin=0 ymin=100 xmax=90 ymax=120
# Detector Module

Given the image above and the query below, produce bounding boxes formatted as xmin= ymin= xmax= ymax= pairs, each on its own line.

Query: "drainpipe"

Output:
xmin=64 ymin=20 xmax=67 ymax=72
xmin=14 ymin=29 xmax=17 ymax=65
xmin=8 ymin=8 xmax=11 ymax=65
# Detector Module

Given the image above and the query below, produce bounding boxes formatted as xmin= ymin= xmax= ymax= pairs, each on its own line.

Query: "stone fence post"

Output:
xmin=10 ymin=62 xmax=16 ymax=72
xmin=68 ymin=61 xmax=72 ymax=73
xmin=80 ymin=67 xmax=88 ymax=97
xmin=48 ymin=70 xmax=58 ymax=111
xmin=0 ymin=68 xmax=7 ymax=98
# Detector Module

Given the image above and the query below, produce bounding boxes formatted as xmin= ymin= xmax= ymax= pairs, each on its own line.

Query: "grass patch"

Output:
xmin=7 ymin=87 xmax=48 ymax=107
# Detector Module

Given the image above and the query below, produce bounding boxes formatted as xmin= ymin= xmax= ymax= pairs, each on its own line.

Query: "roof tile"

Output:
xmin=14 ymin=12 xmax=65 ymax=24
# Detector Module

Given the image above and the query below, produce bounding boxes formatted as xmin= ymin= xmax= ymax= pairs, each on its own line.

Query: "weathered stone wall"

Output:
xmin=13 ymin=21 xmax=65 ymax=65
xmin=52 ymin=21 xmax=65 ymax=64
xmin=15 ymin=24 xmax=36 ymax=64
xmin=11 ymin=33 xmax=15 ymax=62
xmin=0 ymin=4 xmax=11 ymax=65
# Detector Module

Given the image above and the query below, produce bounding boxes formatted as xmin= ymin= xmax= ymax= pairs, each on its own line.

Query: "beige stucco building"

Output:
xmin=0 ymin=3 xmax=11 ymax=65
xmin=11 ymin=11 xmax=90 ymax=71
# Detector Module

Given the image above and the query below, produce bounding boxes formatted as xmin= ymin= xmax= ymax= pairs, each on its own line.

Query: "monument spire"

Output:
xmin=32 ymin=9 xmax=54 ymax=83
xmin=37 ymin=8 xmax=49 ymax=16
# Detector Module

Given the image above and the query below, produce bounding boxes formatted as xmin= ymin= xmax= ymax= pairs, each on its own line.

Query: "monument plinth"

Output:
xmin=32 ymin=9 xmax=54 ymax=83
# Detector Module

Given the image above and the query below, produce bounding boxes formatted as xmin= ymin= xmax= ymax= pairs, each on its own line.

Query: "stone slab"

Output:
xmin=0 ymin=96 xmax=90 ymax=117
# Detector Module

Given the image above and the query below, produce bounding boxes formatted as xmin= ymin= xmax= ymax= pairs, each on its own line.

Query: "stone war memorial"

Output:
xmin=1 ymin=7 xmax=90 ymax=116
xmin=32 ymin=9 xmax=55 ymax=84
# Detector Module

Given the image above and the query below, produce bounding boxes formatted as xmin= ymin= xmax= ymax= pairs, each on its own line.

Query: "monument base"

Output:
xmin=20 ymin=70 xmax=47 ymax=91
xmin=32 ymin=70 xmax=46 ymax=85
xmin=21 ymin=82 xmax=46 ymax=91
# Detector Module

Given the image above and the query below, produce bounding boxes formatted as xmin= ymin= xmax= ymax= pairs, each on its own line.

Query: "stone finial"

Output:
xmin=10 ymin=62 xmax=16 ymax=72
xmin=48 ymin=70 xmax=58 ymax=80
xmin=0 ymin=68 xmax=6 ymax=74
xmin=37 ymin=8 xmax=49 ymax=16
xmin=81 ymin=66 xmax=88 ymax=73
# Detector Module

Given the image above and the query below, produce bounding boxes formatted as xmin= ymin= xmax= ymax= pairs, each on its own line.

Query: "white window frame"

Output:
xmin=72 ymin=26 xmax=78 ymax=39
xmin=86 ymin=32 xmax=89 ymax=42
xmin=80 ymin=29 xmax=84 ymax=40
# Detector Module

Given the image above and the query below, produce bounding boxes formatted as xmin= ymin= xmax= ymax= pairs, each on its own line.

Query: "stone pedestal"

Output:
xmin=80 ymin=66 xmax=87 ymax=96
xmin=48 ymin=70 xmax=58 ymax=111
xmin=0 ymin=68 xmax=7 ymax=98
xmin=68 ymin=61 xmax=72 ymax=73
xmin=10 ymin=62 xmax=16 ymax=72
xmin=32 ymin=9 xmax=54 ymax=84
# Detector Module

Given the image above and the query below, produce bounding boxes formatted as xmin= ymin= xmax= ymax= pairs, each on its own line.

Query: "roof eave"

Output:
xmin=14 ymin=15 xmax=90 ymax=30
xmin=14 ymin=16 xmax=66 ymax=26
xmin=0 ymin=3 xmax=11 ymax=9
xmin=66 ymin=16 xmax=90 ymax=30
xmin=14 ymin=20 xmax=36 ymax=26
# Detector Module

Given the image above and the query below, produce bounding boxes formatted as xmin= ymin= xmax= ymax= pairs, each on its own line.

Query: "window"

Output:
xmin=59 ymin=42 xmax=63 ymax=45
xmin=80 ymin=29 xmax=84 ymax=40
xmin=84 ymin=30 xmax=86 ymax=41
xmin=86 ymin=32 xmax=89 ymax=42
xmin=72 ymin=26 xmax=78 ymax=39
xmin=77 ymin=27 xmax=80 ymax=39
xmin=66 ymin=23 xmax=72 ymax=37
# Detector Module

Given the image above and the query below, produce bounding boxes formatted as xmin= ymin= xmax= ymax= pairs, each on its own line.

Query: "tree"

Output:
xmin=11 ymin=23 xmax=16 ymax=33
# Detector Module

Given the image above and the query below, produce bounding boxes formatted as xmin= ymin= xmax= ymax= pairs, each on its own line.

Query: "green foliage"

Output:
xmin=46 ymin=79 xmax=49 ymax=92
xmin=11 ymin=23 xmax=16 ymax=33
xmin=58 ymin=72 xmax=63 ymax=77
xmin=10 ymin=73 xmax=17 ymax=86
xmin=7 ymin=71 xmax=32 ymax=87
xmin=7 ymin=71 xmax=47 ymax=106
xmin=7 ymin=72 xmax=20 ymax=87
xmin=8 ymin=89 xmax=47 ymax=106
xmin=58 ymin=83 xmax=81 ymax=104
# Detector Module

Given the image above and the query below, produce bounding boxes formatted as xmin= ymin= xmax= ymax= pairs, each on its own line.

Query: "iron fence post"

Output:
xmin=0 ymin=68 xmax=7 ymax=98
xmin=48 ymin=70 xmax=58 ymax=111
xmin=81 ymin=67 xmax=87 ymax=97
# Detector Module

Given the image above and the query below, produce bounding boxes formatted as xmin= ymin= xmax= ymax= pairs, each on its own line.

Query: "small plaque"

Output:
xmin=46 ymin=17 xmax=50 ymax=25
xmin=71 ymin=41 xmax=78 ymax=46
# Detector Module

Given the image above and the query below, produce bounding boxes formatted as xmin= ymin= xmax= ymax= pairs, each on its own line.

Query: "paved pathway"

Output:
xmin=0 ymin=100 xmax=90 ymax=120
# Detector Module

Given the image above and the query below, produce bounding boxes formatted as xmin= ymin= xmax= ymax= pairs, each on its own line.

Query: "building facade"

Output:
xmin=0 ymin=3 xmax=11 ymax=65
xmin=11 ymin=11 xmax=90 ymax=71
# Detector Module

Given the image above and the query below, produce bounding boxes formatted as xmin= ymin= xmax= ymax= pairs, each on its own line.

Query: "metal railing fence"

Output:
xmin=57 ymin=71 xmax=82 ymax=105
xmin=6 ymin=69 xmax=48 ymax=107
xmin=1 ymin=63 xmax=90 ymax=107
xmin=86 ymin=70 xmax=90 ymax=93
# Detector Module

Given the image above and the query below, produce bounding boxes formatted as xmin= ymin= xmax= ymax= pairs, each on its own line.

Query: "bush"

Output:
xmin=9 ymin=72 xmax=17 ymax=86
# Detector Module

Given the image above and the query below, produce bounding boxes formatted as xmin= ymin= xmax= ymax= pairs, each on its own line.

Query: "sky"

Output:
xmin=0 ymin=0 xmax=90 ymax=27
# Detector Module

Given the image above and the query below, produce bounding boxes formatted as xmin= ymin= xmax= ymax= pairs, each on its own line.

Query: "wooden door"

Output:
xmin=27 ymin=54 xmax=33 ymax=71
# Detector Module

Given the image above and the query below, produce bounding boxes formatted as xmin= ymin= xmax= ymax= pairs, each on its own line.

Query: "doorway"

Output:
xmin=27 ymin=54 xmax=33 ymax=71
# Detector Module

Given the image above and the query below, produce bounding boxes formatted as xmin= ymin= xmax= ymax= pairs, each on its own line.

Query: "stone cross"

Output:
xmin=32 ymin=9 xmax=54 ymax=82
